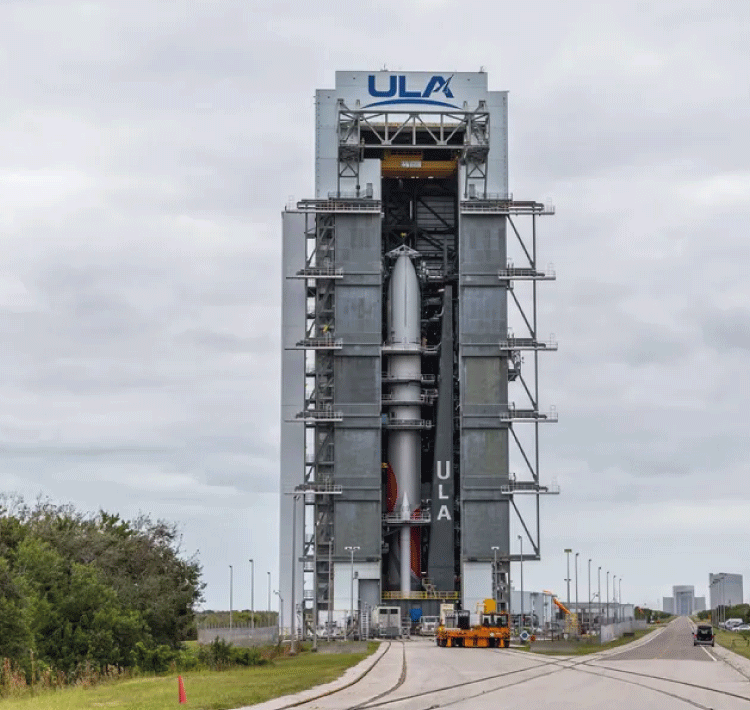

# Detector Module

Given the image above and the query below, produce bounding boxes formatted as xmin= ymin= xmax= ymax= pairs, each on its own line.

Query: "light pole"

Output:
xmin=290 ymin=491 xmax=300 ymax=653
xmin=267 ymin=571 xmax=271 ymax=624
xmin=491 ymin=546 xmax=499 ymax=604
xmin=597 ymin=566 xmax=601 ymax=629
xmin=328 ymin=537 xmax=335 ymax=642
xmin=619 ymin=578 xmax=622 ymax=618
xmin=574 ymin=552 xmax=579 ymax=635
xmin=274 ymin=590 xmax=283 ymax=640
xmin=229 ymin=565 xmax=234 ymax=630
xmin=587 ymin=559 xmax=591 ymax=633
xmin=613 ymin=575 xmax=617 ymax=622
xmin=606 ymin=571 xmax=610 ymax=624
xmin=564 ymin=549 xmax=572 ymax=607
xmin=344 ymin=545 xmax=360 ymax=640
xmin=249 ymin=559 xmax=254 ymax=630
xmin=518 ymin=536 xmax=524 ymax=630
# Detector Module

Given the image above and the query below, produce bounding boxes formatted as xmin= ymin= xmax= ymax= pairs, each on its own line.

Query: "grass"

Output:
xmin=520 ymin=626 xmax=655 ymax=656
xmin=0 ymin=644 xmax=379 ymax=710
xmin=714 ymin=628 xmax=750 ymax=661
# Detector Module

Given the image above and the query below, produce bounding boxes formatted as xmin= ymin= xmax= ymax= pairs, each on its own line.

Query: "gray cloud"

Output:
xmin=1 ymin=0 xmax=748 ymax=610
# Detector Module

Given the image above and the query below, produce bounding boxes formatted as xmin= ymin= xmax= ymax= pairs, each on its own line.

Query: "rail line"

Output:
xmin=353 ymin=644 xmax=750 ymax=710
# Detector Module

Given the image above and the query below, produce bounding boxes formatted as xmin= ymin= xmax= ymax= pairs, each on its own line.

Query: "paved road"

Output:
xmin=241 ymin=620 xmax=750 ymax=710
xmin=605 ymin=615 xmax=713 ymax=661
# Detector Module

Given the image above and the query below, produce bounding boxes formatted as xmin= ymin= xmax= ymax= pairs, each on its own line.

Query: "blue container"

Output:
xmin=410 ymin=608 xmax=423 ymax=622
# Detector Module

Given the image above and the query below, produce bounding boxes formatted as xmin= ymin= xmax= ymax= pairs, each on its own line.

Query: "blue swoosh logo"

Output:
xmin=362 ymin=98 xmax=461 ymax=109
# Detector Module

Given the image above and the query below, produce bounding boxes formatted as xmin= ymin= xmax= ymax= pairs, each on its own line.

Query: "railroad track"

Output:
xmin=266 ymin=621 xmax=750 ymax=710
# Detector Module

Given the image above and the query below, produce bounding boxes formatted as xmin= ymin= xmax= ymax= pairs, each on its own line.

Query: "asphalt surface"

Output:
xmin=606 ymin=615 xmax=714 ymax=661
xmin=240 ymin=620 xmax=750 ymax=710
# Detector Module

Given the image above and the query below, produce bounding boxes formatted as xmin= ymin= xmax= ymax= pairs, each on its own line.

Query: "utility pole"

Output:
xmin=518 ymin=536 xmax=524 ymax=630
xmin=587 ymin=559 xmax=591 ymax=633
xmin=249 ymin=559 xmax=254 ymax=630
xmin=267 ymin=571 xmax=271 ymax=625
xmin=597 ymin=566 xmax=601 ymax=630
xmin=344 ymin=545 xmax=360 ymax=640
xmin=606 ymin=571 xmax=610 ymax=624
xmin=491 ymin=546 xmax=499 ymax=604
xmin=575 ymin=552 xmax=581 ymax=636
xmin=229 ymin=565 xmax=234 ymax=630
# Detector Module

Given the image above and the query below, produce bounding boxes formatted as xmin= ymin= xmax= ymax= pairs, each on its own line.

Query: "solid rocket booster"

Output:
xmin=385 ymin=253 xmax=422 ymax=595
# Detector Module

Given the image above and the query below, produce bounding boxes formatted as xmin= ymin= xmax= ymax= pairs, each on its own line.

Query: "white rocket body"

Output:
xmin=386 ymin=254 xmax=422 ymax=595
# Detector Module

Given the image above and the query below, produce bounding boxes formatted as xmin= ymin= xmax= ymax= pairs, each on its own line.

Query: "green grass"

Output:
xmin=521 ymin=626 xmax=655 ymax=656
xmin=714 ymin=628 xmax=750 ymax=661
xmin=0 ymin=645 xmax=378 ymax=710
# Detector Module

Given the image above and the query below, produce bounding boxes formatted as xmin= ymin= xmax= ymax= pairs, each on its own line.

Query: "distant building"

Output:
xmin=663 ymin=597 xmax=674 ymax=613
xmin=709 ymin=573 xmax=743 ymax=609
xmin=694 ymin=596 xmax=706 ymax=612
xmin=673 ymin=585 xmax=697 ymax=615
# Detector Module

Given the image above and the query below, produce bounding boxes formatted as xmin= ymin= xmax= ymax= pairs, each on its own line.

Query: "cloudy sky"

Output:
xmin=1 ymin=0 xmax=748 ymax=613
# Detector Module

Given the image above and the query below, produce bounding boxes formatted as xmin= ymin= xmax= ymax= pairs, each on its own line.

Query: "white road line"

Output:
xmin=699 ymin=645 xmax=717 ymax=662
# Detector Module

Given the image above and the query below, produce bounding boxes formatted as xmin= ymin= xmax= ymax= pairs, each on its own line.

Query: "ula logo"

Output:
xmin=366 ymin=74 xmax=457 ymax=108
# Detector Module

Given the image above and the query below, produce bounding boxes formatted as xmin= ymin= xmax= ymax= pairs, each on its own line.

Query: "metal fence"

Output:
xmin=197 ymin=624 xmax=279 ymax=647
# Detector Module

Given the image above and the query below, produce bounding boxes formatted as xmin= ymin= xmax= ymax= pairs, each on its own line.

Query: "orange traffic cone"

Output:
xmin=178 ymin=675 xmax=187 ymax=704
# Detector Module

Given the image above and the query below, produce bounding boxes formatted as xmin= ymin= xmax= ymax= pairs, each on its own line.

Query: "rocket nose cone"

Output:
xmin=401 ymin=491 xmax=411 ymax=513
xmin=388 ymin=255 xmax=421 ymax=343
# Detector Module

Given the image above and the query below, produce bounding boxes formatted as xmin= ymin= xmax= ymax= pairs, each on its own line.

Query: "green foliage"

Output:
xmin=130 ymin=641 xmax=178 ymax=673
xmin=0 ymin=494 xmax=204 ymax=681
xmin=197 ymin=638 xmax=268 ymax=670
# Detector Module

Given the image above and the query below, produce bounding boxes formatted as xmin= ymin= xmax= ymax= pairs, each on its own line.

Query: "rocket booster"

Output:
xmin=385 ymin=253 xmax=422 ymax=595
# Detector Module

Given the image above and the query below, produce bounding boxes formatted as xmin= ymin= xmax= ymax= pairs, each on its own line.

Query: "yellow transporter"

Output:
xmin=436 ymin=599 xmax=511 ymax=648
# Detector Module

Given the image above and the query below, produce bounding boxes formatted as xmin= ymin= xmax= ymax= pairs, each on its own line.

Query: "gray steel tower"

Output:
xmin=280 ymin=71 xmax=557 ymax=636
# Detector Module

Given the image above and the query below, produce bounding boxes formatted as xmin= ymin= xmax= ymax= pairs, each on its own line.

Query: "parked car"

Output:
xmin=732 ymin=624 xmax=750 ymax=631
xmin=693 ymin=623 xmax=715 ymax=647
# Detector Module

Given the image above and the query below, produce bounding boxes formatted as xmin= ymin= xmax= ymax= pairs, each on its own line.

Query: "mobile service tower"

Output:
xmin=280 ymin=71 xmax=557 ymax=638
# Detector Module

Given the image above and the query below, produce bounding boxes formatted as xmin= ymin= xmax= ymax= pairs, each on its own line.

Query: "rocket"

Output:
xmin=385 ymin=252 xmax=422 ymax=594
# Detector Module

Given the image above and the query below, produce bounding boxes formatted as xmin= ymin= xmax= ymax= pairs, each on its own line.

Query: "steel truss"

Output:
xmin=465 ymin=202 xmax=560 ymax=563
xmin=336 ymin=101 xmax=491 ymax=198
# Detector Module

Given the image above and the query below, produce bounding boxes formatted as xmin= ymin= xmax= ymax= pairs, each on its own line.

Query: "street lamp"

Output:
xmin=619 ymin=578 xmax=622 ymax=617
xmin=597 ymin=566 xmax=601 ymax=629
xmin=491 ymin=546 xmax=499 ymax=604
xmin=229 ymin=565 xmax=234 ymax=630
xmin=274 ymin=590 xmax=283 ymax=639
xmin=587 ymin=559 xmax=592 ymax=633
xmin=613 ymin=575 xmax=617 ymax=621
xmin=344 ymin=545 xmax=360 ymax=640
xmin=267 ymin=571 xmax=271 ymax=623
xmin=564 ymin=549 xmax=572 ymax=607
xmin=606 ymin=571 xmax=610 ymax=624
xmin=518 ymin=536 xmax=524 ymax=630
xmin=574 ymin=552 xmax=581 ymax=636
xmin=249 ymin=559 xmax=254 ymax=630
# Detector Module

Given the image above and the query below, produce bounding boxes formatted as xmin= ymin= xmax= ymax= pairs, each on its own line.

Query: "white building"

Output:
xmin=709 ymin=573 xmax=743 ymax=609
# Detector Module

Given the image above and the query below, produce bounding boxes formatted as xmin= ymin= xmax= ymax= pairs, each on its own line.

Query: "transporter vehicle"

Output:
xmin=436 ymin=599 xmax=510 ymax=648
xmin=693 ymin=623 xmax=715 ymax=646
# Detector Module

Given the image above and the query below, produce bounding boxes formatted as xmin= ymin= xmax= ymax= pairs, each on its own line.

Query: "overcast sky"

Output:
xmin=1 ymin=0 xmax=748 ymax=613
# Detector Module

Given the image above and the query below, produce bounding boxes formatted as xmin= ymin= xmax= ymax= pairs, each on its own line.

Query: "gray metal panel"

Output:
xmin=329 ymin=212 xmax=383 ymax=569
xmin=462 ymin=501 xmax=509 ymax=558
xmin=279 ymin=211 xmax=306 ymax=630
xmin=334 ymin=356 xmax=380 ymax=416
xmin=334 ymin=501 xmax=381 ymax=558
xmin=335 ymin=214 xmax=382 ymax=272
xmin=459 ymin=213 xmax=510 ymax=573
xmin=334 ymin=428 xmax=381 ymax=492
xmin=315 ymin=89 xmax=338 ymax=198
xmin=486 ymin=91 xmax=508 ymax=197
xmin=335 ymin=286 xmax=381 ymax=345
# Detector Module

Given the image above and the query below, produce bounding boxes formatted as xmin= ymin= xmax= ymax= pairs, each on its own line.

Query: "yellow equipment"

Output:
xmin=435 ymin=599 xmax=511 ymax=649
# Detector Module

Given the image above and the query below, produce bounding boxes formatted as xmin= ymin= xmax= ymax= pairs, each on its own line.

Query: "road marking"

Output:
xmin=699 ymin=645 xmax=717 ymax=662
